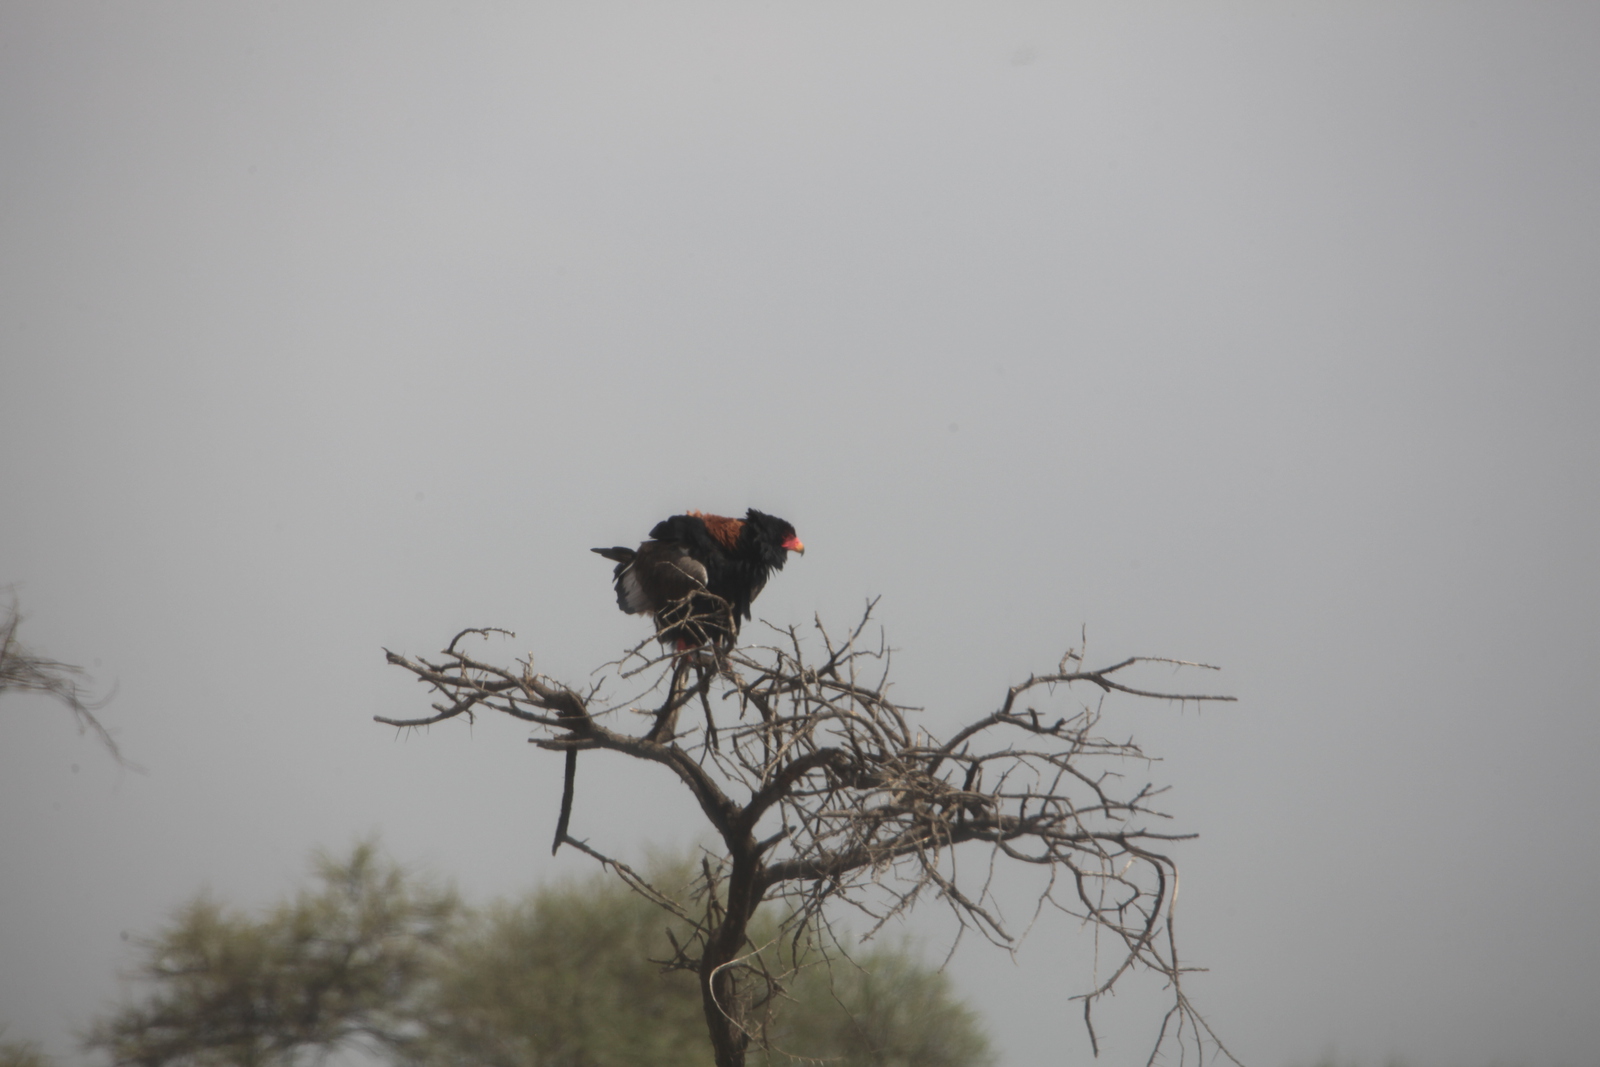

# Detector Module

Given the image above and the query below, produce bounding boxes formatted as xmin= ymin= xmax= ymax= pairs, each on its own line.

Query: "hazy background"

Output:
xmin=3 ymin=3 xmax=1597 ymax=1065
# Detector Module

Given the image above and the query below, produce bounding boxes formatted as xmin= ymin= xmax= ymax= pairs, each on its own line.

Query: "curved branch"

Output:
xmin=380 ymin=603 xmax=1238 ymax=1067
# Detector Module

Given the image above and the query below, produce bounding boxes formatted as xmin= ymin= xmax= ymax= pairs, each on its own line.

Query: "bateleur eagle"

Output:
xmin=592 ymin=509 xmax=804 ymax=649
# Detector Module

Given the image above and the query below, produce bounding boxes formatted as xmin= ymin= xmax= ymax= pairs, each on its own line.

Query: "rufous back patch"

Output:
xmin=689 ymin=510 xmax=744 ymax=551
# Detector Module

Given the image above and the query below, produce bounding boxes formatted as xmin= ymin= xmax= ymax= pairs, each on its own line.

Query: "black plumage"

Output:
xmin=593 ymin=509 xmax=804 ymax=648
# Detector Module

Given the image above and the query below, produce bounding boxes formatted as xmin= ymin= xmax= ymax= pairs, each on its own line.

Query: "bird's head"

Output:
xmin=746 ymin=509 xmax=804 ymax=561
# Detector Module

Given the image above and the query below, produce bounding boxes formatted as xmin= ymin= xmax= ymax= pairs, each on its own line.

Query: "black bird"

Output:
xmin=592 ymin=509 xmax=804 ymax=649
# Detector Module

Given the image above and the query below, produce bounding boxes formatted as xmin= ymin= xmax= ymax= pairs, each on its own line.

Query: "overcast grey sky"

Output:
xmin=3 ymin=4 xmax=1598 ymax=1065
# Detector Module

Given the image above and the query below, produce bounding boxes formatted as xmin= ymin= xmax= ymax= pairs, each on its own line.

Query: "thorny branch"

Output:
xmin=1 ymin=594 xmax=131 ymax=767
xmin=380 ymin=598 xmax=1239 ymax=1067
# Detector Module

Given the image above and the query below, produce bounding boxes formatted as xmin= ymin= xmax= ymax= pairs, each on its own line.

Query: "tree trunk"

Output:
xmin=700 ymin=847 xmax=764 ymax=1067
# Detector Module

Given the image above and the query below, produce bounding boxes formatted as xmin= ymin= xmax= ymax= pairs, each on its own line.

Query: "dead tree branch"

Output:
xmin=1 ymin=594 xmax=131 ymax=767
xmin=380 ymin=598 xmax=1237 ymax=1067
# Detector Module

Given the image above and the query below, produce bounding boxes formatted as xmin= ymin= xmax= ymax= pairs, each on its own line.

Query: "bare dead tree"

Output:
xmin=381 ymin=598 xmax=1238 ymax=1067
xmin=1 ymin=593 xmax=128 ymax=766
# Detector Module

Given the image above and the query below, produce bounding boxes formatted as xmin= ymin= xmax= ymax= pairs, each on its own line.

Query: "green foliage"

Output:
xmin=84 ymin=841 xmax=460 ymax=1067
xmin=771 ymin=945 xmax=993 ymax=1067
xmin=409 ymin=862 xmax=712 ymax=1067
xmin=86 ymin=844 xmax=992 ymax=1067
xmin=0 ymin=1035 xmax=53 ymax=1067
xmin=412 ymin=861 xmax=993 ymax=1067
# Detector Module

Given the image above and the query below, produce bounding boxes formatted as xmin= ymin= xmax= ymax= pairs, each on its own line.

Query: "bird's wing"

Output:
xmin=609 ymin=541 xmax=707 ymax=615
xmin=645 ymin=545 xmax=709 ymax=600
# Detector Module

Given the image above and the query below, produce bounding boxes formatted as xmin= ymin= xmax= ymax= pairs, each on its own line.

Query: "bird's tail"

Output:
xmin=592 ymin=547 xmax=639 ymax=614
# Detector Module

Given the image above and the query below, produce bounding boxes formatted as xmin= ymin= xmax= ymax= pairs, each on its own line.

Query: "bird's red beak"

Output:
xmin=782 ymin=534 xmax=805 ymax=555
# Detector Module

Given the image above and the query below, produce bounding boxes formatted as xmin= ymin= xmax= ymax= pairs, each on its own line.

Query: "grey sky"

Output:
xmin=3 ymin=4 xmax=1597 ymax=1065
